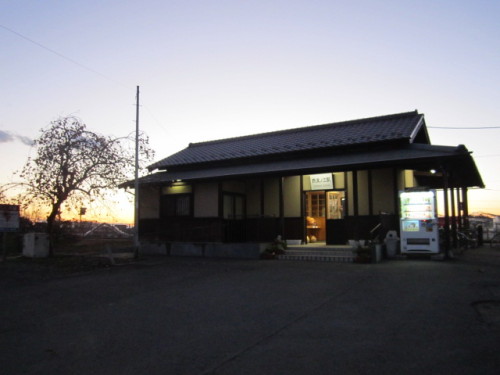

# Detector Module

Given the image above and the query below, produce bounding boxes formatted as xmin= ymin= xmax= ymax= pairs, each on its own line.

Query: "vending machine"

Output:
xmin=399 ymin=190 xmax=439 ymax=253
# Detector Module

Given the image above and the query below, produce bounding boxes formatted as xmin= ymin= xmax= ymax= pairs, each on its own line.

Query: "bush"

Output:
xmin=261 ymin=236 xmax=287 ymax=259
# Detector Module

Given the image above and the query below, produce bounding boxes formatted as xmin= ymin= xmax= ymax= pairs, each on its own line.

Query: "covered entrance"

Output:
xmin=305 ymin=190 xmax=345 ymax=244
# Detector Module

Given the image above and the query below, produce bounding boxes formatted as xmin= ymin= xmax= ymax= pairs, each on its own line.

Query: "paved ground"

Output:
xmin=1 ymin=247 xmax=500 ymax=375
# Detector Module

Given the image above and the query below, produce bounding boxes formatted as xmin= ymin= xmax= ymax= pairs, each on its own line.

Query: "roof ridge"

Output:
xmin=188 ymin=110 xmax=421 ymax=148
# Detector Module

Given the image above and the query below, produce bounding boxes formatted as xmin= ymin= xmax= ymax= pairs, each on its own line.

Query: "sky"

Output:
xmin=1 ymin=0 xmax=499 ymax=223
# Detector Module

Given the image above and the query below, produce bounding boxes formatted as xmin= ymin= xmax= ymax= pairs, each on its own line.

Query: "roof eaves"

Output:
xmin=150 ymin=137 xmax=413 ymax=172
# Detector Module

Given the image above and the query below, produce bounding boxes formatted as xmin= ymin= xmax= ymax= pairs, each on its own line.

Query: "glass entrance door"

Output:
xmin=305 ymin=191 xmax=326 ymax=242
xmin=305 ymin=191 xmax=345 ymax=244
xmin=326 ymin=191 xmax=344 ymax=219
xmin=325 ymin=191 xmax=346 ymax=244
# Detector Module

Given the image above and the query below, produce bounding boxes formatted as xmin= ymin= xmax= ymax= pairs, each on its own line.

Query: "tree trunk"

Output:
xmin=46 ymin=203 xmax=61 ymax=257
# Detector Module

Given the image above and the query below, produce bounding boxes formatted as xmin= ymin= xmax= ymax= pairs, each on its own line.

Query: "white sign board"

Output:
xmin=0 ymin=204 xmax=20 ymax=232
xmin=310 ymin=174 xmax=334 ymax=190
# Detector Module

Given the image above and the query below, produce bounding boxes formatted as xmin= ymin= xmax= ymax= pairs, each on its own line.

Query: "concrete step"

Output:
xmin=279 ymin=246 xmax=356 ymax=263
xmin=286 ymin=245 xmax=353 ymax=250
xmin=285 ymin=250 xmax=353 ymax=256
xmin=278 ymin=254 xmax=355 ymax=263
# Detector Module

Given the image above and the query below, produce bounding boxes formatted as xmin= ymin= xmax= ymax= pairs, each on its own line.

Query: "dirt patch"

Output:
xmin=1 ymin=238 xmax=136 ymax=282
xmin=54 ymin=238 xmax=134 ymax=255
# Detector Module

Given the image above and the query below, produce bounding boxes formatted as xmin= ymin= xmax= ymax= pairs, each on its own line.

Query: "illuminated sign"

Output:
xmin=310 ymin=174 xmax=334 ymax=190
xmin=402 ymin=220 xmax=420 ymax=232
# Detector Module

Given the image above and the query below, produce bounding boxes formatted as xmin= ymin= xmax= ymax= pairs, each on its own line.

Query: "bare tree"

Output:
xmin=11 ymin=116 xmax=153 ymax=251
xmin=0 ymin=187 xmax=6 ymax=203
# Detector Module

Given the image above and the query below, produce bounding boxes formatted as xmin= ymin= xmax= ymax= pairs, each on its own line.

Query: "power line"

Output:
xmin=0 ymin=23 xmax=130 ymax=89
xmin=428 ymin=126 xmax=500 ymax=129
xmin=142 ymin=105 xmax=171 ymax=136
xmin=1 ymin=23 xmax=170 ymax=137
xmin=474 ymin=154 xmax=500 ymax=158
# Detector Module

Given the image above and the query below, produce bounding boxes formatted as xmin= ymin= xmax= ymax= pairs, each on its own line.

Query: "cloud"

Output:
xmin=0 ymin=130 xmax=34 ymax=146
xmin=16 ymin=135 xmax=35 ymax=146
xmin=0 ymin=130 xmax=14 ymax=143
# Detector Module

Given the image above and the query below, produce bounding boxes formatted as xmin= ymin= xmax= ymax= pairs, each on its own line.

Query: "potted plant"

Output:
xmin=261 ymin=235 xmax=287 ymax=259
xmin=355 ymin=244 xmax=372 ymax=263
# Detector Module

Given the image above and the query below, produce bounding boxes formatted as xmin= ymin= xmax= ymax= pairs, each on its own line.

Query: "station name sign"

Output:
xmin=309 ymin=173 xmax=334 ymax=190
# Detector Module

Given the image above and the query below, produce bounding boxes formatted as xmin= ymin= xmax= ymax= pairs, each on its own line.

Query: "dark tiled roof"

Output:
xmin=149 ymin=111 xmax=426 ymax=170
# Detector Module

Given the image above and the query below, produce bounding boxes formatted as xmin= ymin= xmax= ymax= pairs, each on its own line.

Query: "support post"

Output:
xmin=300 ymin=175 xmax=305 ymax=244
xmin=462 ymin=187 xmax=469 ymax=229
xmin=457 ymin=188 xmax=463 ymax=232
xmin=368 ymin=169 xmax=373 ymax=216
xmin=134 ymin=85 xmax=140 ymax=258
xmin=343 ymin=171 xmax=349 ymax=216
xmin=393 ymin=168 xmax=399 ymax=218
xmin=451 ymin=186 xmax=457 ymax=249
xmin=279 ymin=177 xmax=285 ymax=240
xmin=442 ymin=169 xmax=451 ymax=259
xmin=353 ymin=170 xmax=359 ymax=239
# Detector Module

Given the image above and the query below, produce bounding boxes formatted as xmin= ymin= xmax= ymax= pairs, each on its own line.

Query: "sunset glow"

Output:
xmin=1 ymin=1 xmax=498 ymax=221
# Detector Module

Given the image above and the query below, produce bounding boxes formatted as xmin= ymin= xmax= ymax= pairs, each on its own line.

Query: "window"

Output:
xmin=326 ymin=191 xmax=345 ymax=219
xmin=160 ymin=194 xmax=192 ymax=217
xmin=306 ymin=191 xmax=326 ymax=217
xmin=223 ymin=193 xmax=245 ymax=220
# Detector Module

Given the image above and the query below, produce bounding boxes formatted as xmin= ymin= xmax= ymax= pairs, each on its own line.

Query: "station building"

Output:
xmin=127 ymin=111 xmax=483 ymax=258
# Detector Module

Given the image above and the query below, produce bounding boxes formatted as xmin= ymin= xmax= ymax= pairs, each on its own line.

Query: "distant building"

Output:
xmin=59 ymin=221 xmax=132 ymax=239
xmin=82 ymin=223 xmax=132 ymax=239
xmin=469 ymin=214 xmax=500 ymax=240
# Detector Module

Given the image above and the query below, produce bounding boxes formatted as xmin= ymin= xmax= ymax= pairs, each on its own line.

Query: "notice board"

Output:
xmin=0 ymin=204 xmax=20 ymax=232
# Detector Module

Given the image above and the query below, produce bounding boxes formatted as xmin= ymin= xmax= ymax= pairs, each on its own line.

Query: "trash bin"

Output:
xmin=384 ymin=230 xmax=399 ymax=258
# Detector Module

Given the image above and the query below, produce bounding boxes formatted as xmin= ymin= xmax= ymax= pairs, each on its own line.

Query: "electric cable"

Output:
xmin=428 ymin=126 xmax=500 ymax=129
xmin=0 ymin=23 xmax=131 ymax=89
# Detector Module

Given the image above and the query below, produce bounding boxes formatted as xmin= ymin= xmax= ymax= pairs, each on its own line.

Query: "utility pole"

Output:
xmin=134 ymin=85 xmax=140 ymax=258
